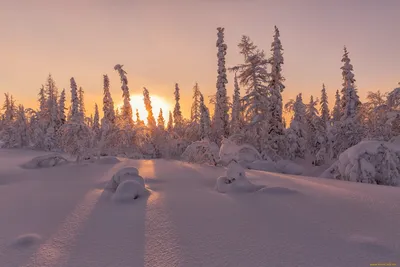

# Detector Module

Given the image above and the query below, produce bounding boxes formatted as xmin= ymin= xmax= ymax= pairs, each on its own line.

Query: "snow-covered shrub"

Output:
xmin=107 ymin=167 xmax=144 ymax=191
xmin=219 ymin=137 xmax=261 ymax=166
xmin=215 ymin=161 xmax=263 ymax=193
xmin=112 ymin=180 xmax=148 ymax=202
xmin=21 ymin=153 xmax=68 ymax=169
xmin=321 ymin=140 xmax=400 ymax=186
xmin=181 ymin=139 xmax=219 ymax=165
xmin=60 ymin=122 xmax=93 ymax=162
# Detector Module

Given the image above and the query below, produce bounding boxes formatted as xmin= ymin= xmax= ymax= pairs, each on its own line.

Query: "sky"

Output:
xmin=1 ymin=0 xmax=399 ymax=119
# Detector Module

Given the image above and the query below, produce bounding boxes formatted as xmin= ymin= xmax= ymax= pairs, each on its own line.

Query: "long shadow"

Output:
xmin=55 ymin=159 xmax=149 ymax=267
xmin=0 ymin=162 xmax=114 ymax=267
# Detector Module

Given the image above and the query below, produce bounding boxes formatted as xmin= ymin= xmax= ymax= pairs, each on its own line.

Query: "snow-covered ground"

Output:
xmin=0 ymin=149 xmax=399 ymax=267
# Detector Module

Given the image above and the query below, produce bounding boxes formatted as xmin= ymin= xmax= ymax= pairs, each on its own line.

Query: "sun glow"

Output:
xmin=127 ymin=94 xmax=172 ymax=125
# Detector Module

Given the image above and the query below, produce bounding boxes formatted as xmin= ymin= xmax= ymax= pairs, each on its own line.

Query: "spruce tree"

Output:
xmin=114 ymin=64 xmax=134 ymax=128
xmin=102 ymin=74 xmax=115 ymax=126
xmin=78 ymin=86 xmax=86 ymax=123
xmin=135 ymin=109 xmax=145 ymax=126
xmin=167 ymin=111 xmax=173 ymax=132
xmin=173 ymin=83 xmax=183 ymax=130
xmin=212 ymin=27 xmax=230 ymax=144
xmin=190 ymin=83 xmax=201 ymax=124
xmin=143 ymin=87 xmax=156 ymax=129
xmin=93 ymin=103 xmax=100 ymax=138
xmin=332 ymin=90 xmax=341 ymax=122
xmin=320 ymin=83 xmax=330 ymax=126
xmin=231 ymin=73 xmax=241 ymax=134
xmin=199 ymin=93 xmax=211 ymax=139
xmin=157 ymin=108 xmax=165 ymax=131
xmin=59 ymin=89 xmax=66 ymax=125
xmin=70 ymin=77 xmax=80 ymax=122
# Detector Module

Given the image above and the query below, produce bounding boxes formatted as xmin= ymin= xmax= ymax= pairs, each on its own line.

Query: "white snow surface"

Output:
xmin=0 ymin=149 xmax=399 ymax=267
xmin=112 ymin=180 xmax=148 ymax=202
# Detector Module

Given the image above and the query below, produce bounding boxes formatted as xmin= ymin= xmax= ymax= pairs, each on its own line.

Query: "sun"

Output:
xmin=128 ymin=94 xmax=172 ymax=125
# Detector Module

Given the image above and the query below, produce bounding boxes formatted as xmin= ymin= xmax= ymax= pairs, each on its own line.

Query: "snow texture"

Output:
xmin=181 ymin=139 xmax=219 ymax=165
xmin=1 ymin=149 xmax=399 ymax=267
xmin=96 ymin=156 xmax=121 ymax=165
xmin=10 ymin=234 xmax=42 ymax=248
xmin=107 ymin=167 xmax=144 ymax=191
xmin=112 ymin=180 xmax=148 ymax=202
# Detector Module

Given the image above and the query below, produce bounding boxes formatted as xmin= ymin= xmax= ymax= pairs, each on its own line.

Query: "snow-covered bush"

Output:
xmin=216 ymin=161 xmax=263 ymax=193
xmin=181 ymin=139 xmax=219 ymax=165
xmin=321 ymin=140 xmax=400 ymax=186
xmin=219 ymin=137 xmax=261 ymax=166
xmin=60 ymin=122 xmax=93 ymax=162
xmin=21 ymin=153 xmax=68 ymax=169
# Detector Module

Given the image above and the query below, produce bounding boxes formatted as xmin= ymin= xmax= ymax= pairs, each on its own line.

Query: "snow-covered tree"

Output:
xmin=114 ymin=64 xmax=134 ymax=128
xmin=173 ymin=83 xmax=184 ymax=131
xmin=93 ymin=103 xmax=100 ymax=139
xmin=212 ymin=27 xmax=230 ymax=144
xmin=0 ymin=93 xmax=17 ymax=147
xmin=167 ymin=111 xmax=173 ymax=132
xmin=306 ymin=95 xmax=319 ymax=152
xmin=38 ymin=85 xmax=47 ymax=124
xmin=230 ymin=72 xmax=241 ymax=134
xmin=45 ymin=74 xmax=59 ymax=128
xmin=78 ymin=86 xmax=85 ymax=123
xmin=331 ymin=90 xmax=341 ymax=122
xmin=230 ymin=35 xmax=269 ymax=150
xmin=190 ymin=83 xmax=201 ymax=124
xmin=199 ymin=93 xmax=211 ymax=139
xmin=286 ymin=94 xmax=307 ymax=159
xmin=59 ymin=89 xmax=66 ymax=125
xmin=70 ymin=77 xmax=80 ymax=122
xmin=265 ymin=26 xmax=286 ymax=157
xmin=320 ymin=84 xmax=330 ymax=126
xmin=143 ymin=87 xmax=156 ymax=129
xmin=157 ymin=108 xmax=165 ymax=131
xmin=60 ymin=121 xmax=93 ymax=162
xmin=102 ymin=74 xmax=115 ymax=127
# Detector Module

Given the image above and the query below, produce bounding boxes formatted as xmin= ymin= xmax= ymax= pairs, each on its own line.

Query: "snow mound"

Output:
xmin=216 ymin=161 xmax=263 ymax=193
xmin=276 ymin=160 xmax=304 ymax=175
xmin=181 ymin=139 xmax=219 ymax=165
xmin=96 ymin=156 xmax=121 ymax=165
xmin=112 ymin=180 xmax=148 ymax=202
xmin=246 ymin=160 xmax=278 ymax=172
xmin=321 ymin=140 xmax=400 ymax=186
xmin=106 ymin=167 xmax=144 ymax=191
xmin=21 ymin=153 xmax=68 ymax=169
xmin=11 ymin=233 xmax=42 ymax=248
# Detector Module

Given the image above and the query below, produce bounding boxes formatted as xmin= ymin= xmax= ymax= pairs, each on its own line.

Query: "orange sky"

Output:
xmin=1 ymin=0 xmax=399 ymax=118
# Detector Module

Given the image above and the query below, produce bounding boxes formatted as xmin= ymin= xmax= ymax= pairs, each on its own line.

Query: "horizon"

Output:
xmin=2 ymin=0 xmax=400 ymax=118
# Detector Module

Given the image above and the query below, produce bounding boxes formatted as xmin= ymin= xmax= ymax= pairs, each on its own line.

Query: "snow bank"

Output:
xmin=321 ymin=140 xmax=400 ymax=186
xmin=21 ymin=153 xmax=68 ymax=169
xmin=96 ymin=156 xmax=121 ymax=165
xmin=10 ymin=233 xmax=42 ymax=248
xmin=181 ymin=139 xmax=219 ymax=165
xmin=219 ymin=137 xmax=261 ymax=165
xmin=112 ymin=180 xmax=148 ymax=202
xmin=216 ymin=161 xmax=263 ymax=193
xmin=246 ymin=160 xmax=278 ymax=172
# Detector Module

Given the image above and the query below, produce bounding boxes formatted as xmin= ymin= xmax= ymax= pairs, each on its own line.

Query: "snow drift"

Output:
xmin=10 ymin=233 xmax=42 ymax=248
xmin=320 ymin=140 xmax=400 ymax=186
xmin=181 ymin=139 xmax=219 ymax=165
xmin=21 ymin=153 xmax=68 ymax=169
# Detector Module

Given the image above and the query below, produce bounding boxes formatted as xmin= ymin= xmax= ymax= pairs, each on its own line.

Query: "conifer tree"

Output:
xmin=286 ymin=93 xmax=307 ymax=159
xmin=199 ymin=93 xmax=211 ymax=139
xmin=143 ymin=87 xmax=156 ymax=129
xmin=70 ymin=77 xmax=80 ymax=122
xmin=231 ymin=73 xmax=241 ymax=134
xmin=38 ymin=85 xmax=47 ymax=123
xmin=78 ymin=86 xmax=86 ymax=123
xmin=135 ymin=109 xmax=145 ymax=126
xmin=102 ymin=74 xmax=115 ymax=126
xmin=157 ymin=108 xmax=165 ymax=131
xmin=190 ymin=83 xmax=202 ymax=124
xmin=93 ymin=103 xmax=100 ymax=138
xmin=45 ymin=74 xmax=59 ymax=127
xmin=332 ymin=90 xmax=341 ymax=122
xmin=173 ymin=83 xmax=183 ymax=130
xmin=114 ymin=64 xmax=134 ymax=128
xmin=212 ymin=27 xmax=230 ymax=144
xmin=167 ymin=111 xmax=173 ymax=132
xmin=320 ymin=84 xmax=330 ymax=126
xmin=59 ymin=89 xmax=66 ymax=125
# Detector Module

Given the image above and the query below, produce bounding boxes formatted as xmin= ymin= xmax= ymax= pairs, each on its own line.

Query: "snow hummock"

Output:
xmin=181 ymin=139 xmax=219 ymax=165
xmin=21 ymin=153 xmax=68 ymax=169
xmin=321 ymin=140 xmax=400 ymax=186
xmin=112 ymin=180 xmax=148 ymax=202
xmin=106 ymin=167 xmax=144 ymax=191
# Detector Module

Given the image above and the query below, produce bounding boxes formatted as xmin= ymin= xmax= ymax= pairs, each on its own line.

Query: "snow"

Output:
xmin=1 ymin=149 xmax=399 ymax=267
xmin=10 ymin=234 xmax=42 ymax=248
xmin=107 ymin=167 xmax=144 ymax=191
xmin=21 ymin=153 xmax=68 ymax=169
xmin=96 ymin=156 xmax=121 ymax=165
xmin=112 ymin=180 xmax=149 ymax=202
